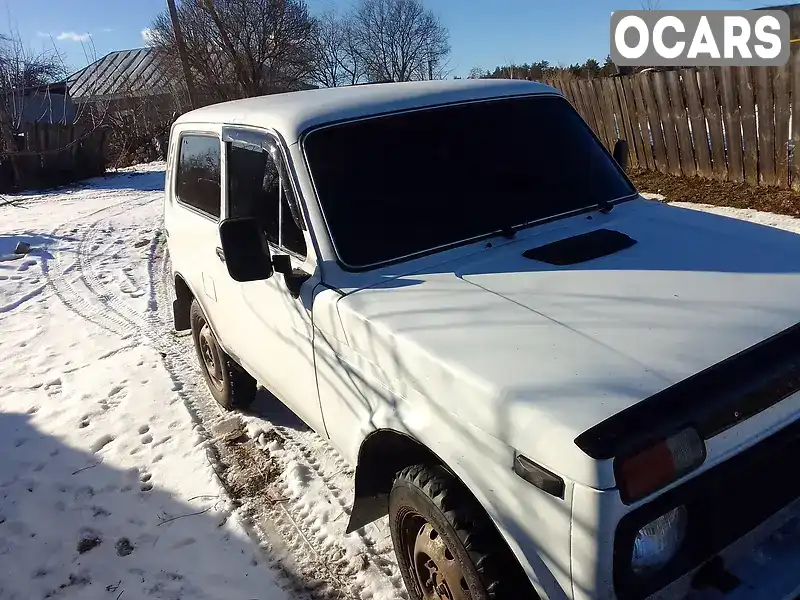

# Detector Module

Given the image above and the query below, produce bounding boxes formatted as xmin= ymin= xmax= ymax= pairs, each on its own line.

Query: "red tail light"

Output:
xmin=617 ymin=428 xmax=706 ymax=503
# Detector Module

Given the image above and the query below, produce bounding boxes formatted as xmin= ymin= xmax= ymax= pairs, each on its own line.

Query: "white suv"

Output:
xmin=164 ymin=79 xmax=800 ymax=600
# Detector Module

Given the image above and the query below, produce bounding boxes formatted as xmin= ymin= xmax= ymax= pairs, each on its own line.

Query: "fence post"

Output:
xmin=719 ymin=67 xmax=744 ymax=183
xmin=682 ymin=68 xmax=713 ymax=179
xmin=773 ymin=63 xmax=790 ymax=189
xmin=700 ymin=68 xmax=728 ymax=181
xmin=666 ymin=70 xmax=697 ymax=177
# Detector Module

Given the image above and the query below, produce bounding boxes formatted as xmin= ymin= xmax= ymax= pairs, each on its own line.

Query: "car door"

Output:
xmin=220 ymin=128 xmax=326 ymax=435
xmin=167 ymin=130 xmax=238 ymax=346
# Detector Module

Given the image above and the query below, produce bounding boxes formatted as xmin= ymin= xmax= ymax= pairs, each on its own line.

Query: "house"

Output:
xmin=66 ymin=47 xmax=182 ymax=115
xmin=3 ymin=81 xmax=77 ymax=126
xmin=67 ymin=46 xmax=319 ymax=112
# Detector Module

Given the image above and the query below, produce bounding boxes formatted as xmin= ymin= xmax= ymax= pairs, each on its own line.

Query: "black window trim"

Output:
xmin=298 ymin=92 xmax=640 ymax=273
xmin=222 ymin=125 xmax=310 ymax=262
xmin=174 ymin=131 xmax=223 ymax=222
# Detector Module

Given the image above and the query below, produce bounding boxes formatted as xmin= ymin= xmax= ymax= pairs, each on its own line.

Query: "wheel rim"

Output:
xmin=198 ymin=323 xmax=224 ymax=392
xmin=400 ymin=512 xmax=472 ymax=600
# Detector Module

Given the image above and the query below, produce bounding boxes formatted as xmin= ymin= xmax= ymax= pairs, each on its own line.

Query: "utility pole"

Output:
xmin=166 ymin=0 xmax=198 ymax=110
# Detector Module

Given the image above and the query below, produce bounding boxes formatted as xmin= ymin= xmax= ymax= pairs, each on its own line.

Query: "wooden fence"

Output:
xmin=544 ymin=47 xmax=800 ymax=190
xmin=0 ymin=122 xmax=109 ymax=192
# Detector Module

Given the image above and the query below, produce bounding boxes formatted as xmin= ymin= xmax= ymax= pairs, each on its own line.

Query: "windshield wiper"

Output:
xmin=497 ymin=199 xmax=613 ymax=240
xmin=597 ymin=199 xmax=614 ymax=214
xmin=500 ymin=223 xmax=517 ymax=239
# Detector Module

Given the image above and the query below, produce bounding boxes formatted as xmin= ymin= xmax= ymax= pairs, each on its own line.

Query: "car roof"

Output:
xmin=174 ymin=79 xmax=560 ymax=144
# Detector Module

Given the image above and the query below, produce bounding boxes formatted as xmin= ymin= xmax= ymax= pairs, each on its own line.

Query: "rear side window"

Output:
xmin=175 ymin=135 xmax=221 ymax=218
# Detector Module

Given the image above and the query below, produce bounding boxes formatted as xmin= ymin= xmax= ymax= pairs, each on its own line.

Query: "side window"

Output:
xmin=228 ymin=142 xmax=280 ymax=244
xmin=227 ymin=141 xmax=307 ymax=258
xmin=176 ymin=135 xmax=221 ymax=219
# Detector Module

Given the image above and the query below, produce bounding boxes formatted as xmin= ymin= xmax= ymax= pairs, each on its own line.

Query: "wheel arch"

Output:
xmin=172 ymin=273 xmax=225 ymax=343
xmin=346 ymin=429 xmax=445 ymax=534
xmin=346 ymin=428 xmax=539 ymax=597
xmin=172 ymin=272 xmax=194 ymax=331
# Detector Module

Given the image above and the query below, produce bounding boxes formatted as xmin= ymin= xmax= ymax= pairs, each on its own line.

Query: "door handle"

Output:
xmin=215 ymin=247 xmax=225 ymax=262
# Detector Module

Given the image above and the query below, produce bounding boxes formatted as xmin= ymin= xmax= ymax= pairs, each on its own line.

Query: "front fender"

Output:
xmin=366 ymin=392 xmax=575 ymax=600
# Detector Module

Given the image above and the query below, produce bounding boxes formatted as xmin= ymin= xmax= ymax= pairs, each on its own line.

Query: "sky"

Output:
xmin=0 ymin=0 xmax=783 ymax=79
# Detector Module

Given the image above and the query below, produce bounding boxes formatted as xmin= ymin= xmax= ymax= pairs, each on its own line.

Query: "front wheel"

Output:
xmin=389 ymin=465 xmax=528 ymax=600
xmin=189 ymin=299 xmax=256 ymax=411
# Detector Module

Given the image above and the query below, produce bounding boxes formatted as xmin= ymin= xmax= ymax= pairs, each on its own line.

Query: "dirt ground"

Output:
xmin=629 ymin=169 xmax=800 ymax=218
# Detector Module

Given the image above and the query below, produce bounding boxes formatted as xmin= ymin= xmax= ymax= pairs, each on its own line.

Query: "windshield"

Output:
xmin=303 ymin=94 xmax=636 ymax=269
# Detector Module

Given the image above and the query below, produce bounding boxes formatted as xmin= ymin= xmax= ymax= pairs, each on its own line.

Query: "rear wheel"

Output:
xmin=189 ymin=299 xmax=256 ymax=410
xmin=390 ymin=465 xmax=529 ymax=600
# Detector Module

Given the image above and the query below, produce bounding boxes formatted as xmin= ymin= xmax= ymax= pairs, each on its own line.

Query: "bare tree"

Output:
xmin=0 ymin=31 xmax=69 ymax=187
xmin=167 ymin=0 xmax=198 ymax=108
xmin=347 ymin=0 xmax=451 ymax=82
xmin=310 ymin=10 xmax=365 ymax=87
xmin=150 ymin=0 xmax=317 ymax=103
xmin=641 ymin=0 xmax=661 ymax=9
xmin=467 ymin=66 xmax=485 ymax=80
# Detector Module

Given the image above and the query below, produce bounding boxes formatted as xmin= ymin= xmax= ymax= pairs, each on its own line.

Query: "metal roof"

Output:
xmin=67 ymin=48 xmax=175 ymax=101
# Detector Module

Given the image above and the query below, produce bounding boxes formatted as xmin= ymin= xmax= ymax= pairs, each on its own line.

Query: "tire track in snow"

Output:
xmin=45 ymin=187 xmax=402 ymax=600
xmin=150 ymin=245 xmax=402 ymax=597
xmin=44 ymin=194 xmax=157 ymax=341
xmin=46 ymin=195 xmax=363 ymax=597
xmin=260 ymin=428 xmax=406 ymax=598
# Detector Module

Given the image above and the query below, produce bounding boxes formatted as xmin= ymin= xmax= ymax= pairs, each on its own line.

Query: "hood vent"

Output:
xmin=522 ymin=228 xmax=637 ymax=266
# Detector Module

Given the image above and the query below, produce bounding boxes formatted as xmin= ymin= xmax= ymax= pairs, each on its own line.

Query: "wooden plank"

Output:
xmin=590 ymin=79 xmax=613 ymax=148
xmin=667 ymin=70 xmax=697 ymax=177
xmin=792 ymin=45 xmax=800 ymax=190
xmin=630 ymin=75 xmax=656 ymax=170
xmin=614 ymin=77 xmax=639 ymax=169
xmin=37 ymin=124 xmax=47 ymax=154
xmin=639 ymin=73 xmax=669 ymax=172
xmin=563 ymin=80 xmax=578 ymax=108
xmin=577 ymin=79 xmax=600 ymax=138
xmin=622 ymin=76 xmax=649 ymax=170
xmin=737 ymin=67 xmax=759 ymax=186
xmin=755 ymin=66 xmax=777 ymax=187
xmin=699 ymin=68 xmax=727 ymax=180
xmin=569 ymin=80 xmax=588 ymax=122
xmin=68 ymin=125 xmax=79 ymax=166
xmin=597 ymin=77 xmax=625 ymax=143
xmin=719 ymin=66 xmax=744 ymax=183
xmin=49 ymin=125 xmax=60 ymax=175
xmin=556 ymin=79 xmax=571 ymax=104
xmin=652 ymin=71 xmax=682 ymax=175
xmin=682 ymin=69 xmax=713 ymax=178
xmin=773 ymin=63 xmax=790 ymax=188
xmin=23 ymin=123 xmax=33 ymax=152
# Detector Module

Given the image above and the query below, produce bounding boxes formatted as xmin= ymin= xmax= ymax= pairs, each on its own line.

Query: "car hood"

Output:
xmin=334 ymin=199 xmax=800 ymax=488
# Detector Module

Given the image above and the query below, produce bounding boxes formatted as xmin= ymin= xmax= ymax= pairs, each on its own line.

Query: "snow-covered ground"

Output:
xmin=1 ymin=164 xmax=799 ymax=600
xmin=0 ymin=163 xmax=401 ymax=600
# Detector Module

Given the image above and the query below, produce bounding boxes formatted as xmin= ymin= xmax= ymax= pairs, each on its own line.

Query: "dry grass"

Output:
xmin=630 ymin=169 xmax=800 ymax=218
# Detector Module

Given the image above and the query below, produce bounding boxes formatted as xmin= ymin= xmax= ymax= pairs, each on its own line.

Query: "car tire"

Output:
xmin=389 ymin=464 xmax=532 ymax=600
xmin=189 ymin=299 xmax=256 ymax=411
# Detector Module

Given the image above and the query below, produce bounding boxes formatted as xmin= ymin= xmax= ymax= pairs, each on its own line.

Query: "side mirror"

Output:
xmin=613 ymin=139 xmax=630 ymax=173
xmin=218 ymin=218 xmax=274 ymax=282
